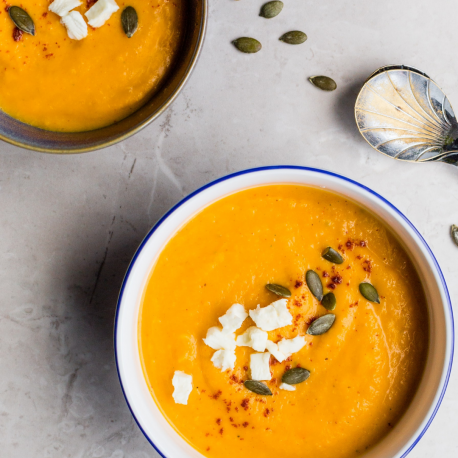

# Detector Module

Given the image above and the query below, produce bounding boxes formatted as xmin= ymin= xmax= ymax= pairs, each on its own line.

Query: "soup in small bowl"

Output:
xmin=115 ymin=167 xmax=453 ymax=458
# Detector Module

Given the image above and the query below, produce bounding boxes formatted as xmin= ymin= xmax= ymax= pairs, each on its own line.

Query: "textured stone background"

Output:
xmin=1 ymin=0 xmax=457 ymax=456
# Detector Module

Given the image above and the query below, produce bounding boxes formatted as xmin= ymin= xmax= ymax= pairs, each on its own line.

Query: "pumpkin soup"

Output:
xmin=139 ymin=185 xmax=429 ymax=458
xmin=0 ymin=0 xmax=185 ymax=132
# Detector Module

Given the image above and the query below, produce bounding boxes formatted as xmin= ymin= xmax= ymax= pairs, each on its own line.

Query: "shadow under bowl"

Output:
xmin=0 ymin=0 xmax=207 ymax=154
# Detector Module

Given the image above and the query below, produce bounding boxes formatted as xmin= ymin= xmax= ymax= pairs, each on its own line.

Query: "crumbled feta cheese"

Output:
xmin=265 ymin=340 xmax=287 ymax=362
xmin=219 ymin=303 xmax=248 ymax=332
xmin=172 ymin=370 xmax=192 ymax=405
xmin=236 ymin=326 xmax=268 ymax=352
xmin=203 ymin=326 xmax=236 ymax=350
xmin=277 ymin=335 xmax=306 ymax=357
xmin=49 ymin=0 xmax=81 ymax=17
xmin=61 ymin=11 xmax=88 ymax=40
xmin=211 ymin=349 xmax=236 ymax=371
xmin=85 ymin=0 xmax=119 ymax=28
xmin=250 ymin=352 xmax=271 ymax=381
xmin=279 ymin=383 xmax=296 ymax=391
xmin=249 ymin=299 xmax=293 ymax=331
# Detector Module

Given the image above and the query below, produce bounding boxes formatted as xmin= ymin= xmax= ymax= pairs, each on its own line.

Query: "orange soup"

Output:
xmin=0 ymin=0 xmax=185 ymax=132
xmin=139 ymin=185 xmax=428 ymax=458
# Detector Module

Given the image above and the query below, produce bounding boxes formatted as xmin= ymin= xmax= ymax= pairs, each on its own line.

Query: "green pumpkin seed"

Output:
xmin=359 ymin=282 xmax=380 ymax=303
xmin=260 ymin=1 xmax=283 ymax=18
xmin=121 ymin=6 xmax=138 ymax=38
xmin=306 ymin=314 xmax=336 ymax=335
xmin=305 ymin=270 xmax=323 ymax=301
xmin=266 ymin=283 xmax=291 ymax=297
xmin=9 ymin=6 xmax=35 ymax=36
xmin=279 ymin=31 xmax=307 ymax=45
xmin=282 ymin=367 xmax=310 ymax=385
xmin=451 ymin=225 xmax=458 ymax=247
xmin=321 ymin=292 xmax=336 ymax=311
xmin=232 ymin=37 xmax=262 ymax=54
xmin=322 ymin=247 xmax=344 ymax=264
xmin=309 ymin=76 xmax=337 ymax=91
xmin=244 ymin=380 xmax=272 ymax=396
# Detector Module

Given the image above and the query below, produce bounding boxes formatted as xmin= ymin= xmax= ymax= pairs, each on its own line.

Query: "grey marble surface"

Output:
xmin=1 ymin=0 xmax=458 ymax=456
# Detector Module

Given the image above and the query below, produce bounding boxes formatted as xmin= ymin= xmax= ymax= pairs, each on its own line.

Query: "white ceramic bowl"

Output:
xmin=115 ymin=166 xmax=453 ymax=458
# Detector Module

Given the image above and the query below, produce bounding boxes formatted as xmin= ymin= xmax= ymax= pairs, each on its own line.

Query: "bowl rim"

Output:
xmin=114 ymin=165 xmax=454 ymax=458
xmin=0 ymin=0 xmax=208 ymax=154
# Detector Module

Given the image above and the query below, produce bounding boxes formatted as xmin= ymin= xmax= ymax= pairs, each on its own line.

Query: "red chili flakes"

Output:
xmin=5 ymin=5 xmax=10 ymax=12
xmin=294 ymin=313 xmax=302 ymax=323
xmin=346 ymin=265 xmax=351 ymax=270
xmin=349 ymin=301 xmax=359 ymax=308
xmin=241 ymin=399 xmax=250 ymax=410
xmin=229 ymin=374 xmax=241 ymax=384
xmin=13 ymin=27 xmax=22 ymax=42
xmin=235 ymin=407 xmax=239 ymax=412
xmin=327 ymin=283 xmax=336 ymax=290
xmin=346 ymin=239 xmax=355 ymax=250
xmin=270 ymin=355 xmax=278 ymax=365
xmin=285 ymin=364 xmax=291 ymax=371
xmin=216 ymin=418 xmax=221 ymax=425
xmin=45 ymin=53 xmax=54 ymax=59
xmin=242 ymin=422 xmax=249 ymax=428
xmin=206 ymin=447 xmax=210 ymax=452
xmin=42 ymin=12 xmax=47 ymax=17
xmin=293 ymin=299 xmax=302 ymax=307
xmin=296 ymin=363 xmax=302 ymax=367
xmin=219 ymin=428 xmax=224 ymax=435
xmin=285 ymin=356 xmax=292 ymax=362
xmin=212 ymin=390 xmax=222 ymax=400
xmin=229 ymin=417 xmax=234 ymax=422
xmin=243 ymin=365 xmax=248 ymax=371
xmin=338 ymin=244 xmax=344 ymax=252
xmin=86 ymin=0 xmax=97 ymax=7
xmin=362 ymin=260 xmax=372 ymax=273
xmin=356 ymin=255 xmax=362 ymax=260
xmin=306 ymin=316 xmax=318 ymax=325
xmin=294 ymin=280 xmax=303 ymax=288
xmin=263 ymin=408 xmax=271 ymax=417
xmin=360 ymin=240 xmax=367 ymax=247
xmin=331 ymin=274 xmax=342 ymax=284
xmin=322 ymin=271 xmax=329 ymax=278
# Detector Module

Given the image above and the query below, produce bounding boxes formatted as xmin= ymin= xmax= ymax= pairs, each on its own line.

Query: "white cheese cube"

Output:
xmin=250 ymin=352 xmax=271 ymax=381
xmin=279 ymin=383 xmax=296 ymax=391
xmin=211 ymin=349 xmax=236 ymax=371
xmin=265 ymin=340 xmax=287 ymax=362
xmin=203 ymin=326 xmax=236 ymax=350
xmin=172 ymin=370 xmax=192 ymax=405
xmin=219 ymin=303 xmax=248 ymax=332
xmin=272 ymin=299 xmax=293 ymax=327
xmin=49 ymin=0 xmax=82 ymax=17
xmin=236 ymin=326 xmax=268 ymax=352
xmin=85 ymin=0 xmax=119 ymax=28
xmin=61 ymin=11 xmax=88 ymax=40
xmin=249 ymin=299 xmax=293 ymax=331
xmin=277 ymin=335 xmax=306 ymax=357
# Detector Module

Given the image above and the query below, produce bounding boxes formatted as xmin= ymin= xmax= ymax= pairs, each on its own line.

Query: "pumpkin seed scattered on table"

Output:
xmin=232 ymin=37 xmax=262 ymax=54
xmin=322 ymin=247 xmax=344 ymax=264
xmin=9 ymin=6 xmax=35 ymax=36
xmin=244 ymin=380 xmax=272 ymax=395
xmin=282 ymin=367 xmax=310 ymax=384
xmin=121 ymin=6 xmax=138 ymax=38
xmin=305 ymin=270 xmax=323 ymax=301
xmin=451 ymin=225 xmax=458 ymax=247
xmin=321 ymin=292 xmax=336 ymax=311
xmin=307 ymin=314 xmax=336 ymax=335
xmin=279 ymin=30 xmax=307 ymax=45
xmin=359 ymin=282 xmax=380 ymax=303
xmin=266 ymin=283 xmax=291 ymax=297
xmin=260 ymin=1 xmax=283 ymax=18
xmin=309 ymin=76 xmax=337 ymax=91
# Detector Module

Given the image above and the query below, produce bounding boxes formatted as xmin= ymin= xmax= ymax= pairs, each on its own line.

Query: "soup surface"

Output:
xmin=0 ymin=0 xmax=185 ymax=132
xmin=139 ymin=185 xmax=429 ymax=458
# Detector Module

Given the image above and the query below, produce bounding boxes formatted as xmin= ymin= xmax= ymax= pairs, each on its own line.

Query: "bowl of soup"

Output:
xmin=0 ymin=0 xmax=206 ymax=153
xmin=115 ymin=166 xmax=453 ymax=458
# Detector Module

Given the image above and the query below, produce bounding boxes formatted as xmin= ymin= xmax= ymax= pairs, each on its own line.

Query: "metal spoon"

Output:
xmin=355 ymin=65 xmax=458 ymax=166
